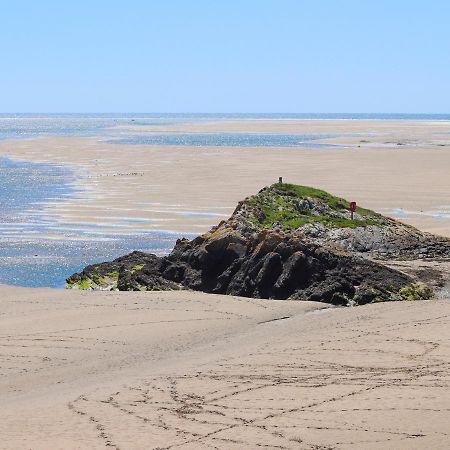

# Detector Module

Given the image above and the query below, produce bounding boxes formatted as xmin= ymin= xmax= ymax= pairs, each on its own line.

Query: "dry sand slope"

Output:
xmin=1 ymin=286 xmax=450 ymax=449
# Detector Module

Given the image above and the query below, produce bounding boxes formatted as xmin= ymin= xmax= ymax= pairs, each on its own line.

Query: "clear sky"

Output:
xmin=1 ymin=0 xmax=449 ymax=113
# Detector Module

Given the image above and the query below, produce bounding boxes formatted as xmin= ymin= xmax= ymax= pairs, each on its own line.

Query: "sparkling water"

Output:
xmin=0 ymin=157 xmax=184 ymax=287
xmin=107 ymin=132 xmax=339 ymax=147
xmin=1 ymin=113 xmax=450 ymax=141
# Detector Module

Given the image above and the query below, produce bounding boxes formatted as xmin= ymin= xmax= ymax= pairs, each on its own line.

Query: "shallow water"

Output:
xmin=0 ymin=114 xmax=181 ymax=140
xmin=107 ymin=132 xmax=339 ymax=147
xmin=0 ymin=157 xmax=78 ymax=218
xmin=0 ymin=157 xmax=185 ymax=287
xmin=1 ymin=113 xmax=450 ymax=141
xmin=0 ymin=233 xmax=186 ymax=288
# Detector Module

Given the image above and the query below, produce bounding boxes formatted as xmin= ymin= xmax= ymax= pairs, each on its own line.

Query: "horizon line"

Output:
xmin=1 ymin=112 xmax=450 ymax=115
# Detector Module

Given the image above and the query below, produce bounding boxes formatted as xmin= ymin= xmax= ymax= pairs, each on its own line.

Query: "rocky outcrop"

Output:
xmin=230 ymin=183 xmax=450 ymax=260
xmin=67 ymin=183 xmax=449 ymax=305
xmin=298 ymin=221 xmax=450 ymax=259
xmin=66 ymin=251 xmax=180 ymax=291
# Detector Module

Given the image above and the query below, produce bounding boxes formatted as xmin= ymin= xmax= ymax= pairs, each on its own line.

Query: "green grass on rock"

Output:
xmin=247 ymin=183 xmax=382 ymax=230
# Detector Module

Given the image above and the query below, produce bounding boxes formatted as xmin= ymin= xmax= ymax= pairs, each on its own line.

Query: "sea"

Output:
xmin=1 ymin=113 xmax=448 ymax=287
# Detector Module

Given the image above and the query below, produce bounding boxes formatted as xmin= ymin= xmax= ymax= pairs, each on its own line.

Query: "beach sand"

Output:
xmin=1 ymin=286 xmax=449 ymax=449
xmin=1 ymin=119 xmax=450 ymax=449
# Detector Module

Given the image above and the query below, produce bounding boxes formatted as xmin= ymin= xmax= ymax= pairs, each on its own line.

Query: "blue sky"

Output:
xmin=1 ymin=1 xmax=449 ymax=113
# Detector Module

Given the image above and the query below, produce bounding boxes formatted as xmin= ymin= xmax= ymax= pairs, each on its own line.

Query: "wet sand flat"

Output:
xmin=0 ymin=119 xmax=449 ymax=237
xmin=0 ymin=286 xmax=449 ymax=449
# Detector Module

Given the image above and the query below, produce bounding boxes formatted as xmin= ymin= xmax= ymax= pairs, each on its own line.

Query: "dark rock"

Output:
xmin=254 ymin=252 xmax=283 ymax=297
xmin=274 ymin=251 xmax=307 ymax=296
xmin=67 ymin=183 xmax=447 ymax=304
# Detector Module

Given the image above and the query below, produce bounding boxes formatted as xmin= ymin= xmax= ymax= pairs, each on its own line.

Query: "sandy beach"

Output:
xmin=1 ymin=119 xmax=450 ymax=449
xmin=1 ymin=286 xmax=449 ymax=449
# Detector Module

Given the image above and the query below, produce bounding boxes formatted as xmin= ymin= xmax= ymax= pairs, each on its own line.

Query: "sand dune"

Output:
xmin=1 ymin=286 xmax=449 ymax=449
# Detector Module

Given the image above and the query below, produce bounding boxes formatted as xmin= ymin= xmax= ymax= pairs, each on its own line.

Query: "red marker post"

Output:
xmin=350 ymin=201 xmax=357 ymax=220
